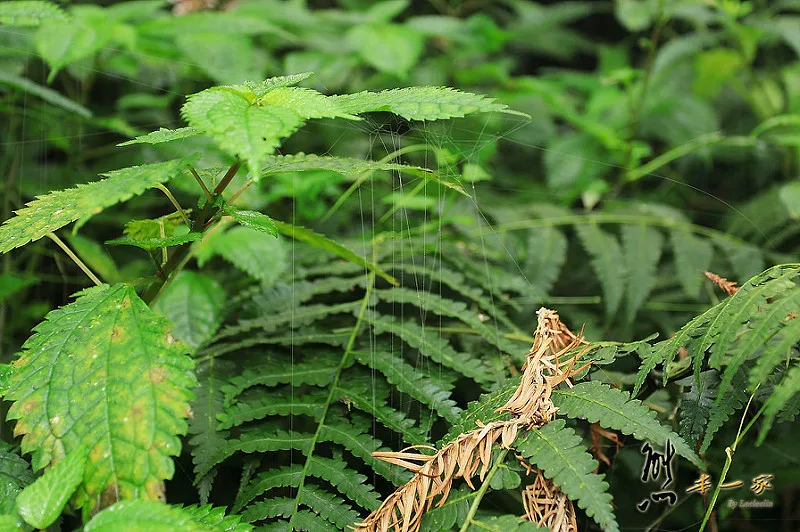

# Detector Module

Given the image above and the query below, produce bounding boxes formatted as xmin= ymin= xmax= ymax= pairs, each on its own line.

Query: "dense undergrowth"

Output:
xmin=0 ymin=1 xmax=798 ymax=531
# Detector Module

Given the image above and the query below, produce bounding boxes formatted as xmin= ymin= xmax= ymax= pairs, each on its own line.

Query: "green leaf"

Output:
xmin=106 ymin=232 xmax=202 ymax=250
xmin=259 ymin=153 xmax=433 ymax=182
xmin=0 ymin=157 xmax=196 ymax=253
xmin=622 ymin=224 xmax=663 ymax=321
xmin=224 ymin=207 xmax=277 ymax=236
xmin=699 ymin=370 xmax=746 ymax=453
xmin=201 ymin=226 xmax=287 ymax=284
xmin=615 ymin=0 xmax=657 ymax=31
xmin=67 ymin=234 xmax=119 ymax=284
xmin=5 ymin=284 xmax=197 ymax=515
xmin=83 ymin=500 xmax=210 ymax=532
xmin=15 ymin=446 xmax=87 ymax=529
xmin=328 ymin=86 xmax=527 ymax=120
xmin=347 ymin=23 xmax=424 ymax=77
xmin=176 ymin=33 xmax=256 ymax=85
xmin=273 ymin=221 xmax=397 ymax=285
xmin=524 ymin=226 xmax=567 ymax=299
xmin=757 ymin=364 xmax=800 ymax=444
xmin=551 ymin=381 xmax=703 ymax=468
xmin=183 ymin=504 xmax=253 ymax=532
xmin=0 ymin=447 xmax=34 ymax=515
xmin=670 ymin=229 xmax=713 ymax=299
xmin=515 ymin=419 xmax=618 ymax=532
xmin=0 ymin=273 xmax=36 ymax=303
xmin=188 ymin=360 xmax=232 ymax=492
xmin=575 ymin=223 xmax=626 ymax=317
xmin=468 ymin=515 xmax=545 ymax=531
xmin=153 ymin=271 xmax=225 ymax=350
xmin=0 ymin=70 xmax=90 ymax=118
xmin=779 ymin=181 xmax=800 ymax=218
xmin=117 ymin=127 xmax=201 ymax=147
xmin=35 ymin=9 xmax=109 ymax=81
xmin=0 ymin=1 xmax=67 ymax=27
xmin=693 ymin=48 xmax=743 ymax=98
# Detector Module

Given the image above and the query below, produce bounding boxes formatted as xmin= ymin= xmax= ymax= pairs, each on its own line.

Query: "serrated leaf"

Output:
xmin=15 ymin=446 xmax=87 ymax=529
xmin=117 ymin=127 xmax=201 ymax=147
xmin=670 ymin=229 xmax=713 ymax=299
xmin=189 ymin=360 xmax=232 ymax=491
xmin=328 ymin=86 xmax=527 ymax=120
xmin=622 ymin=224 xmax=663 ymax=321
xmin=0 ymin=157 xmax=196 ymax=253
xmin=274 ymin=221 xmax=397 ymax=285
xmin=677 ymin=371 xmax=716 ymax=447
xmin=83 ymin=500 xmax=210 ymax=532
xmin=183 ymin=504 xmax=253 ymax=532
xmin=4 ymin=284 xmax=197 ymax=514
xmin=515 ymin=419 xmax=618 ymax=532
xmin=259 ymin=153 xmax=432 ymax=182
xmin=700 ymin=370 xmax=746 ymax=453
xmin=154 ymin=271 xmax=225 ymax=350
xmin=201 ymin=226 xmax=287 ymax=284
xmin=0 ymin=447 xmax=34 ymax=515
xmin=224 ymin=207 xmax=277 ymax=236
xmin=575 ymin=223 xmax=626 ymax=317
xmin=106 ymin=232 xmax=202 ymax=250
xmin=0 ymin=1 xmax=67 ymax=27
xmin=551 ymin=381 xmax=703 ymax=469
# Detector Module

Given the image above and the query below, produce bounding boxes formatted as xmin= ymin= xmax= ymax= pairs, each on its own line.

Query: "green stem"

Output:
xmin=155 ymin=184 xmax=191 ymax=227
xmin=287 ymin=254 xmax=378 ymax=529
xmin=189 ymin=165 xmax=214 ymax=202
xmin=46 ymin=233 xmax=102 ymax=286
xmin=459 ymin=449 xmax=509 ymax=532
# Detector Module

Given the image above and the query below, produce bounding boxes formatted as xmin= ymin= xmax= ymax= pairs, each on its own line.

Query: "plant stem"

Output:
xmin=46 ymin=233 xmax=102 ymax=286
xmin=698 ymin=386 xmax=762 ymax=532
xmin=189 ymin=165 xmax=214 ymax=201
xmin=154 ymin=184 xmax=191 ymax=227
xmin=459 ymin=449 xmax=509 ymax=532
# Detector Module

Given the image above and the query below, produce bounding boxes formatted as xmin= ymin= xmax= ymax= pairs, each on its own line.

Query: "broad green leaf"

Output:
xmin=693 ymin=48 xmax=742 ymax=98
xmin=347 ymin=23 xmax=424 ymax=77
xmin=223 ymin=207 xmax=277 ymax=236
xmin=106 ymin=232 xmax=202 ymax=250
xmin=201 ymin=226 xmax=287 ymax=284
xmin=15 ymin=446 xmax=87 ymax=529
xmin=328 ymin=86 xmax=527 ymax=120
xmin=274 ymin=221 xmax=398 ymax=285
xmin=259 ymin=153 xmax=432 ymax=182
xmin=154 ymin=271 xmax=225 ymax=350
xmin=5 ymin=284 xmax=197 ymax=515
xmin=0 ymin=157 xmax=196 ymax=253
xmin=616 ymin=0 xmax=657 ymax=31
xmin=117 ymin=127 xmax=201 ymax=147
xmin=0 ymin=1 xmax=67 ymax=27
xmin=0 ymin=70 xmax=90 ymax=117
xmin=35 ymin=8 xmax=110 ymax=81
xmin=515 ymin=420 xmax=618 ymax=532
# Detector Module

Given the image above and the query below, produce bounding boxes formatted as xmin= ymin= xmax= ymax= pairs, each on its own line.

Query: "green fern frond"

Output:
xmin=363 ymin=310 xmax=496 ymax=385
xmin=747 ymin=316 xmax=800 ymax=389
xmin=4 ymin=284 xmax=196 ymax=515
xmin=251 ymin=484 xmax=358 ymax=529
xmin=0 ymin=157 xmax=196 ymax=253
xmin=757 ymin=363 xmax=800 ymax=444
xmin=306 ymin=455 xmax=381 ymax=511
xmin=699 ymin=370 xmax=747 ymax=452
xmin=215 ymin=302 xmax=361 ymax=341
xmin=622 ymin=225 xmax=663 ymax=321
xmin=183 ymin=503 xmax=254 ymax=531
xmin=515 ymin=419 xmax=618 ymax=532
xmin=468 ymin=515 xmax=546 ymax=531
xmin=440 ymin=380 xmax=517 ymax=445
xmin=232 ymin=276 xmax=367 ymax=315
xmin=218 ymin=389 xmax=328 ymax=430
xmin=328 ymin=86 xmax=527 ymax=120
xmin=353 ymin=350 xmax=461 ymax=422
xmin=677 ymin=371 xmax=716 ymax=447
xmin=575 ymin=223 xmax=626 ymax=317
xmin=524 ymin=226 xmax=568 ymax=301
xmin=670 ymin=229 xmax=713 ymax=299
xmin=551 ymin=381 xmax=703 ymax=468
xmin=0 ymin=1 xmax=67 ymax=27
xmin=234 ymin=465 xmax=302 ymax=513
xmin=117 ymin=127 xmax=201 ymax=147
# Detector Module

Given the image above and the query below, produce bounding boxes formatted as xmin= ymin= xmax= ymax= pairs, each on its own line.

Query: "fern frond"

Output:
xmin=524 ymin=226 xmax=568 ymax=301
xmin=0 ymin=157 xmax=196 ymax=253
xmin=747 ymin=317 xmax=800 ymax=389
xmin=353 ymin=350 xmax=461 ymax=423
xmin=363 ymin=310 xmax=495 ymax=385
xmin=670 ymin=229 xmax=713 ymax=299
xmin=575 ymin=223 xmax=626 ymax=317
xmin=117 ymin=127 xmax=201 ymax=146
xmin=440 ymin=380 xmax=517 ymax=445
xmin=677 ymin=371 xmax=716 ymax=447
xmin=757 ymin=363 xmax=800 ymax=444
xmin=83 ymin=500 xmax=252 ymax=532
xmin=279 ymin=484 xmax=360 ymax=529
xmin=713 ymin=238 xmax=765 ymax=282
xmin=469 ymin=515 xmax=546 ymax=531
xmin=514 ymin=419 xmax=618 ymax=532
xmin=551 ymin=381 xmax=703 ymax=468
xmin=621 ymin=225 xmax=663 ymax=321
xmin=0 ymin=1 xmax=67 ymax=27
xmin=4 ymin=284 xmax=196 ymax=514
xmin=234 ymin=465 xmax=302 ymax=512
xmin=215 ymin=302 xmax=361 ymax=341
xmin=183 ymin=503 xmax=254 ymax=531
xmin=328 ymin=87 xmax=527 ymax=120
xmin=218 ymin=389 xmax=328 ymax=430
xmin=233 ymin=276 xmax=367 ymax=314
xmin=307 ymin=455 xmax=382 ymax=510
xmin=699 ymin=370 xmax=747 ymax=453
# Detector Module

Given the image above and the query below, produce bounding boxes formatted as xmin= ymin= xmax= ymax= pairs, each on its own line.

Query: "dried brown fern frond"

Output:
xmin=703 ymin=270 xmax=739 ymax=295
xmin=353 ymin=308 xmax=586 ymax=532
xmin=521 ymin=468 xmax=577 ymax=532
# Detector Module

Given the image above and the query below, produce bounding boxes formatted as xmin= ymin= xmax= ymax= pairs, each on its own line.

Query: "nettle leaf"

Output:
xmin=551 ymin=381 xmax=703 ymax=469
xmin=328 ymin=86 xmax=528 ymax=120
xmin=0 ymin=1 xmax=67 ymax=27
xmin=4 ymin=284 xmax=197 ymax=515
xmin=15 ymin=446 xmax=88 ymax=529
xmin=515 ymin=419 xmax=618 ymax=532
xmin=259 ymin=153 xmax=432 ymax=183
xmin=224 ymin=206 xmax=277 ymax=236
xmin=575 ymin=223 xmax=626 ymax=317
xmin=274 ymin=221 xmax=397 ymax=286
xmin=35 ymin=7 xmax=111 ymax=82
xmin=154 ymin=271 xmax=226 ymax=350
xmin=200 ymin=226 xmax=287 ymax=284
xmin=117 ymin=127 xmax=201 ymax=147
xmin=0 ymin=157 xmax=196 ymax=254
xmin=106 ymin=232 xmax=203 ymax=250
